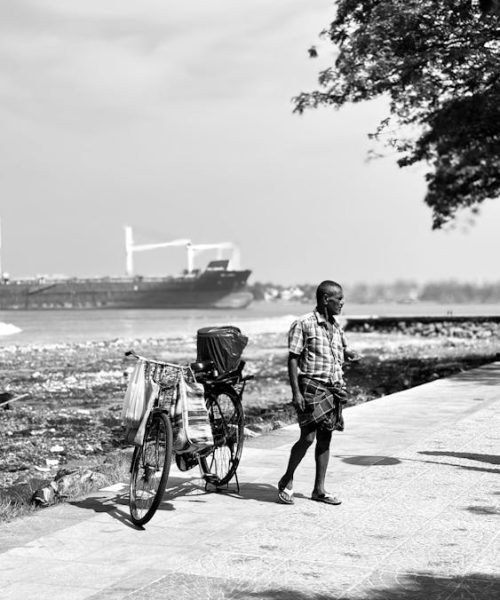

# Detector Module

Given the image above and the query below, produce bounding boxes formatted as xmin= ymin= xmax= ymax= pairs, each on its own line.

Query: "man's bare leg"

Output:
xmin=312 ymin=427 xmax=332 ymax=496
xmin=279 ymin=425 xmax=316 ymax=491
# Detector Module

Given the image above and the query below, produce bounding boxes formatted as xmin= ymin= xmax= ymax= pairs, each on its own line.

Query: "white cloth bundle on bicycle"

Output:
xmin=122 ymin=361 xmax=159 ymax=445
xmin=172 ymin=372 xmax=212 ymax=453
xmin=129 ymin=380 xmax=159 ymax=446
xmin=121 ymin=360 xmax=147 ymax=427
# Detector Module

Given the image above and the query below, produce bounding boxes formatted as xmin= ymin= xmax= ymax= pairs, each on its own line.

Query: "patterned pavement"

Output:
xmin=1 ymin=363 xmax=499 ymax=599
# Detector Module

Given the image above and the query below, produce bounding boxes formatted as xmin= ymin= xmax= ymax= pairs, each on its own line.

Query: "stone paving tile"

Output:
xmin=152 ymin=550 xmax=283 ymax=583
xmin=468 ymin=533 xmax=500 ymax=576
xmin=337 ymin=489 xmax=454 ymax=529
xmin=340 ymin=463 xmax=432 ymax=496
xmin=241 ymin=446 xmax=293 ymax=465
xmin=233 ymin=466 xmax=279 ymax=481
xmin=257 ymin=561 xmax=372 ymax=600
xmin=449 ymin=573 xmax=500 ymax=600
xmin=3 ymin=582 xmax=100 ymax=600
xmin=344 ymin=487 xmax=451 ymax=520
xmin=70 ymin=502 xmax=138 ymax=525
xmin=147 ymin=518 xmax=241 ymax=542
xmin=85 ymin=569 xmax=171 ymax=600
xmin=109 ymin=523 xmax=219 ymax=547
xmin=0 ymin=553 xmax=134 ymax=591
xmin=296 ymin=528 xmax=405 ymax=569
xmin=237 ymin=482 xmax=284 ymax=503
xmin=432 ymin=504 xmax=499 ymax=530
xmin=112 ymin=565 xmax=372 ymax=600
xmin=343 ymin=570 xmax=461 ymax=600
xmin=204 ymin=527 xmax=321 ymax=562
xmin=0 ymin=554 xmax=65 ymax=585
xmin=152 ymin=500 xmax=282 ymax=533
xmin=334 ymin=513 xmax=424 ymax=542
xmin=168 ymin=490 xmax=255 ymax=511
xmin=0 ymin=508 xmax=94 ymax=554
xmin=378 ymin=522 xmax=496 ymax=577
xmin=408 ymin=455 xmax=499 ymax=480
xmin=117 ymin=571 xmax=273 ymax=600
xmin=245 ymin=428 xmax=299 ymax=450
xmin=4 ymin=537 xmax=99 ymax=563
xmin=69 ymin=540 xmax=208 ymax=571
xmin=3 ymin=517 xmax=148 ymax=562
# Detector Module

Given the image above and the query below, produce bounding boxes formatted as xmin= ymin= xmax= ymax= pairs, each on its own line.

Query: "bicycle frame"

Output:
xmin=126 ymin=349 xmax=251 ymax=497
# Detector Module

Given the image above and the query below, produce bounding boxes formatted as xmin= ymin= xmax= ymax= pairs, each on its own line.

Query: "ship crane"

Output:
xmin=125 ymin=226 xmax=190 ymax=276
xmin=186 ymin=242 xmax=240 ymax=274
xmin=125 ymin=226 xmax=241 ymax=276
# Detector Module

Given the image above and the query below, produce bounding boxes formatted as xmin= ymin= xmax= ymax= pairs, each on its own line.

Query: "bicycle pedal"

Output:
xmin=175 ymin=454 xmax=198 ymax=472
xmin=197 ymin=445 xmax=213 ymax=458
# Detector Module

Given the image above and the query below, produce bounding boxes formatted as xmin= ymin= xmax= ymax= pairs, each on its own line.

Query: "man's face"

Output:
xmin=325 ymin=287 xmax=344 ymax=316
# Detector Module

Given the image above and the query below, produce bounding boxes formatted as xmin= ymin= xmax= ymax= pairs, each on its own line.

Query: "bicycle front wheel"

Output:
xmin=200 ymin=385 xmax=244 ymax=486
xmin=129 ymin=411 xmax=173 ymax=526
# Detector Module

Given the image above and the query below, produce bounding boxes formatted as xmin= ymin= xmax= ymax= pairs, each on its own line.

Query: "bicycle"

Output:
xmin=124 ymin=350 xmax=252 ymax=527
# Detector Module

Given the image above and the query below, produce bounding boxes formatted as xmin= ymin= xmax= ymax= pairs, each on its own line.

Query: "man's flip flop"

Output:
xmin=311 ymin=492 xmax=341 ymax=505
xmin=277 ymin=487 xmax=294 ymax=505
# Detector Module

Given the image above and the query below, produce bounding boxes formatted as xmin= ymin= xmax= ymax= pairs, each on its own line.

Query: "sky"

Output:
xmin=0 ymin=0 xmax=498 ymax=286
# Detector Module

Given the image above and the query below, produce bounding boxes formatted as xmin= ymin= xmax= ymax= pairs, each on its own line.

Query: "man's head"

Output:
xmin=316 ymin=280 xmax=344 ymax=317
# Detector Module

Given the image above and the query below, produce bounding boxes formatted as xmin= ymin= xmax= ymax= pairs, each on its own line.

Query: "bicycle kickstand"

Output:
xmin=203 ymin=471 xmax=240 ymax=495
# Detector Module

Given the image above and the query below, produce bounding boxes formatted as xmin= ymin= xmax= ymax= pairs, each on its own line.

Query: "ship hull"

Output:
xmin=0 ymin=270 xmax=253 ymax=310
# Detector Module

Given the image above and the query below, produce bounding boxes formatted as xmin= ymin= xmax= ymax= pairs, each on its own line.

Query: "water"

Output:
xmin=0 ymin=302 xmax=302 ymax=346
xmin=1 ymin=301 xmax=500 ymax=346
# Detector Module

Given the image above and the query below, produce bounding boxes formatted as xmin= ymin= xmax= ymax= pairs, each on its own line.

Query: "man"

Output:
xmin=277 ymin=280 xmax=358 ymax=506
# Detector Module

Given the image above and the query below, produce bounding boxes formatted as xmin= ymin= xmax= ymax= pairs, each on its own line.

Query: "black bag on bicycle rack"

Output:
xmin=196 ymin=326 xmax=248 ymax=375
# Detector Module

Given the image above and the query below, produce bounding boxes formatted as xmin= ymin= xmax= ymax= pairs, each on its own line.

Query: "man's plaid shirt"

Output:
xmin=288 ymin=310 xmax=346 ymax=384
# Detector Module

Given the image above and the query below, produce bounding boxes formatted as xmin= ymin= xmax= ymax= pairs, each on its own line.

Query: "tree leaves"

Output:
xmin=294 ymin=0 xmax=500 ymax=228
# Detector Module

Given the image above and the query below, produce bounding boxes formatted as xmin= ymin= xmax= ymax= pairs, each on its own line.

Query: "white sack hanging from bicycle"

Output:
xmin=172 ymin=371 xmax=212 ymax=453
xmin=121 ymin=359 xmax=147 ymax=426
xmin=129 ymin=379 xmax=159 ymax=445
xmin=122 ymin=360 xmax=159 ymax=444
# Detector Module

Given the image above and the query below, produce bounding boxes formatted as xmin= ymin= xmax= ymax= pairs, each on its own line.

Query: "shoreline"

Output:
xmin=3 ymin=301 xmax=500 ymax=347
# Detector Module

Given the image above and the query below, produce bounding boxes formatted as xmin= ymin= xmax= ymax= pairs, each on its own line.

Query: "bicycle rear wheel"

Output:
xmin=200 ymin=385 xmax=244 ymax=486
xmin=129 ymin=411 xmax=172 ymax=526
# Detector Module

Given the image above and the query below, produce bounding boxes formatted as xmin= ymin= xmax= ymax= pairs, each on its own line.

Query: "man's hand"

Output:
xmin=292 ymin=391 xmax=305 ymax=412
xmin=345 ymin=349 xmax=362 ymax=362
xmin=333 ymin=385 xmax=348 ymax=405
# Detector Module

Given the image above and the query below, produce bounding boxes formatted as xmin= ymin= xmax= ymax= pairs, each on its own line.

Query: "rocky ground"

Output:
xmin=1 ymin=324 xmax=499 ymax=504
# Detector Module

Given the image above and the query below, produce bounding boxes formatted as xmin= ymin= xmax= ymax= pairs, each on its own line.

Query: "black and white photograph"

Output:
xmin=1 ymin=1 xmax=499 ymax=599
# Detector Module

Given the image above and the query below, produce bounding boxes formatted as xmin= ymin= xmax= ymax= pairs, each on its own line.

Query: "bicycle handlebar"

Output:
xmin=124 ymin=350 xmax=187 ymax=370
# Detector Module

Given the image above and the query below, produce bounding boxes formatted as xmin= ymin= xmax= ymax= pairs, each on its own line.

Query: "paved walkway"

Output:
xmin=1 ymin=363 xmax=499 ymax=599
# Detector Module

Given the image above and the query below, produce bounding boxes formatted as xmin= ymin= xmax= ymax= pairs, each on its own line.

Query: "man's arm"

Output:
xmin=288 ymin=352 xmax=305 ymax=411
xmin=341 ymin=329 xmax=362 ymax=362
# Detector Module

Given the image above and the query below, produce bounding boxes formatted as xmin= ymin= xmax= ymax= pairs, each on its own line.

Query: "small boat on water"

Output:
xmin=0 ymin=225 xmax=253 ymax=310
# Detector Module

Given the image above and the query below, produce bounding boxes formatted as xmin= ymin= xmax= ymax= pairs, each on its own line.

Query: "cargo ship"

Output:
xmin=0 ymin=226 xmax=253 ymax=310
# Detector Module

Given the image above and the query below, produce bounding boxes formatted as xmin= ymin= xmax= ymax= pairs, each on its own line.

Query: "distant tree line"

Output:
xmin=248 ymin=280 xmax=500 ymax=304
